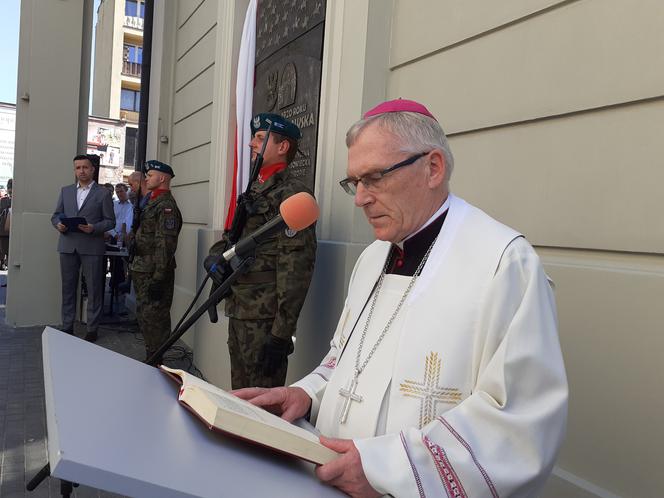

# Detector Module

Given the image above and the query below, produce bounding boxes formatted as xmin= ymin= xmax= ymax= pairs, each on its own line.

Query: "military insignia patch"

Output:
xmin=285 ymin=228 xmax=297 ymax=238
xmin=165 ymin=217 xmax=176 ymax=230
xmin=253 ymin=115 xmax=261 ymax=129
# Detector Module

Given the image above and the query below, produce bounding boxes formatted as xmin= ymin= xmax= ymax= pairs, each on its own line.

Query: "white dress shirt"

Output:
xmin=76 ymin=181 xmax=95 ymax=210
xmin=109 ymin=199 xmax=133 ymax=238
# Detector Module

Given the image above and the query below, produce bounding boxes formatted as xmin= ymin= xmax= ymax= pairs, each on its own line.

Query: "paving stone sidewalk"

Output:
xmin=0 ymin=272 xmax=195 ymax=497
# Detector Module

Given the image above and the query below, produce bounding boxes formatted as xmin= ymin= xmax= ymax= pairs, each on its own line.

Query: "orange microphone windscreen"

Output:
xmin=280 ymin=192 xmax=319 ymax=231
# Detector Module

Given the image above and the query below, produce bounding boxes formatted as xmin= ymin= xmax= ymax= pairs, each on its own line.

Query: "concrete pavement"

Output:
xmin=0 ymin=271 xmax=195 ymax=497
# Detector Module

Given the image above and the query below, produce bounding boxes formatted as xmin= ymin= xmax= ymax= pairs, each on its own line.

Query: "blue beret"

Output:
xmin=250 ymin=113 xmax=301 ymax=140
xmin=145 ymin=160 xmax=174 ymax=178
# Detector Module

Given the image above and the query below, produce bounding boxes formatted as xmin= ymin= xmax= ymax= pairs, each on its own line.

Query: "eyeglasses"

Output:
xmin=339 ymin=151 xmax=430 ymax=195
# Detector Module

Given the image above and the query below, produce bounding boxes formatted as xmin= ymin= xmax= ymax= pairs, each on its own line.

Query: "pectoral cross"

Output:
xmin=338 ymin=371 xmax=363 ymax=424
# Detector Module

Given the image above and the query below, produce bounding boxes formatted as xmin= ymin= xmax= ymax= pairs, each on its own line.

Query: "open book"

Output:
xmin=160 ymin=366 xmax=338 ymax=465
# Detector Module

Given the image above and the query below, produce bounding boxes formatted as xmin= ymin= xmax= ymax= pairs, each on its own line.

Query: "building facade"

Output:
xmin=91 ymin=0 xmax=144 ymax=177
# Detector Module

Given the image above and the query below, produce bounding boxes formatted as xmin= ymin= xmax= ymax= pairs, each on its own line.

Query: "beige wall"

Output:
xmin=109 ymin=0 xmax=125 ymax=118
xmin=91 ymin=0 xmax=125 ymax=119
xmin=91 ymin=0 xmax=114 ymax=117
xmin=7 ymin=0 xmax=92 ymax=326
xmin=387 ymin=0 xmax=664 ymax=496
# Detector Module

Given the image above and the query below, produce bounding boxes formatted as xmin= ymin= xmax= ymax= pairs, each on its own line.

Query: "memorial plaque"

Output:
xmin=254 ymin=0 xmax=326 ymax=191
xmin=256 ymin=0 xmax=325 ymax=64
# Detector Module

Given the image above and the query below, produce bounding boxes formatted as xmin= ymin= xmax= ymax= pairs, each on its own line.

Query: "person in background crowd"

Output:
xmin=119 ymin=171 xmax=150 ymax=295
xmin=0 ymin=178 xmax=13 ymax=274
xmin=128 ymin=170 xmax=150 ymax=212
xmin=105 ymin=183 xmax=133 ymax=293
xmin=129 ymin=161 xmax=182 ymax=362
xmin=51 ymin=155 xmax=115 ymax=342
xmin=106 ymin=183 xmax=133 ymax=246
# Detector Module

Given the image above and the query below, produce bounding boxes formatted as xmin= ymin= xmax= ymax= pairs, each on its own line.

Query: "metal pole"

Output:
xmin=135 ymin=0 xmax=154 ymax=170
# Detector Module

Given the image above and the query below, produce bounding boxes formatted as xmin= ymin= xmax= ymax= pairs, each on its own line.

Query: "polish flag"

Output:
xmin=225 ymin=0 xmax=257 ymax=229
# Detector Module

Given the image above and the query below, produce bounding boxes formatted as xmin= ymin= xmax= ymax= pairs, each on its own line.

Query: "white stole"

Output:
xmin=316 ymin=275 xmax=411 ymax=438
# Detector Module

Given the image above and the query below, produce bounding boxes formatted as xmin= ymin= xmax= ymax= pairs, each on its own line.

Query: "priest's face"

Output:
xmin=347 ymin=123 xmax=445 ymax=243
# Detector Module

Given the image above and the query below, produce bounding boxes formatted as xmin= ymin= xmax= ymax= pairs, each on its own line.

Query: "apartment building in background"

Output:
xmin=91 ymin=0 xmax=144 ymax=179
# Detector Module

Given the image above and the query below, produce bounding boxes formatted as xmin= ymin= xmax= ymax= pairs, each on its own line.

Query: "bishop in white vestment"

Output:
xmin=235 ymin=99 xmax=568 ymax=498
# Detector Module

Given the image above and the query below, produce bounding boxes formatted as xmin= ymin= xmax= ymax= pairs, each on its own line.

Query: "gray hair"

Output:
xmin=346 ymin=111 xmax=455 ymax=182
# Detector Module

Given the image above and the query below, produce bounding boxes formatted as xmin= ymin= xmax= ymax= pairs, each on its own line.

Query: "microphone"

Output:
xmin=222 ymin=192 xmax=319 ymax=261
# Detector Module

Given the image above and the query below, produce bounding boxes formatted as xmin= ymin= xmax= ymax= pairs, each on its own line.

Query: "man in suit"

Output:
xmin=51 ymin=155 xmax=115 ymax=342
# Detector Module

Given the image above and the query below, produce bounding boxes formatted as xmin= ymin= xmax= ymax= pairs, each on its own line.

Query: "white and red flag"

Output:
xmin=225 ymin=0 xmax=257 ymax=229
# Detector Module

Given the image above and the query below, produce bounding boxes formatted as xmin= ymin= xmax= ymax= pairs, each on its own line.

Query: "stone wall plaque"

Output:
xmin=256 ymin=0 xmax=325 ymax=64
xmin=253 ymin=1 xmax=325 ymax=191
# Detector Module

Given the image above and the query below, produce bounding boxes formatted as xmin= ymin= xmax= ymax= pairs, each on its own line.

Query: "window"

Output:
xmin=125 ymin=0 xmax=137 ymax=16
xmin=124 ymin=128 xmax=138 ymax=167
xmin=123 ymin=44 xmax=143 ymax=64
xmin=120 ymin=89 xmax=140 ymax=112
xmin=125 ymin=0 xmax=144 ymax=18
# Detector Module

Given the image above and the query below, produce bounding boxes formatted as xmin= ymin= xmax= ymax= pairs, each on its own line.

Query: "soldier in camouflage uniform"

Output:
xmin=208 ymin=113 xmax=317 ymax=389
xmin=129 ymin=160 xmax=183 ymax=362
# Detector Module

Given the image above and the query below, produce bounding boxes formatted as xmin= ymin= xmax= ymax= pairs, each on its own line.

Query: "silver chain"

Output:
xmin=354 ymin=237 xmax=438 ymax=377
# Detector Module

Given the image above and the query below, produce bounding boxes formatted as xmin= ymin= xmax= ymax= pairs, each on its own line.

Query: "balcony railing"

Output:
xmin=124 ymin=15 xmax=144 ymax=30
xmin=120 ymin=110 xmax=139 ymax=123
xmin=122 ymin=61 xmax=142 ymax=78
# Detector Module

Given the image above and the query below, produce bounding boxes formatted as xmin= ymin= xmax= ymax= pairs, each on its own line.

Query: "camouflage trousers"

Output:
xmin=133 ymin=269 xmax=175 ymax=357
xmin=228 ymin=318 xmax=288 ymax=390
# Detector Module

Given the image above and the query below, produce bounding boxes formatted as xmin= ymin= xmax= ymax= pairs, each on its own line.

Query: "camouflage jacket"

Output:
xmin=209 ymin=167 xmax=317 ymax=340
xmin=129 ymin=190 xmax=182 ymax=280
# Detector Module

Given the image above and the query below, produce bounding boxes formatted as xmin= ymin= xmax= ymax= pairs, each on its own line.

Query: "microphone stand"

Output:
xmin=27 ymin=463 xmax=78 ymax=497
xmin=145 ymin=256 xmax=255 ymax=366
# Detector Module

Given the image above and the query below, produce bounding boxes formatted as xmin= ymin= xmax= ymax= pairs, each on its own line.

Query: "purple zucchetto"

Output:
xmin=363 ymin=98 xmax=438 ymax=121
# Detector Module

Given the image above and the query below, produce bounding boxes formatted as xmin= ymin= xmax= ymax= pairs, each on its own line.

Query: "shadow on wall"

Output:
xmin=287 ymin=240 xmax=367 ymax=383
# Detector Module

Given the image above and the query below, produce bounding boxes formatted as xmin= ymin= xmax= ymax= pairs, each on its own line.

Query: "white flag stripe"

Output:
xmin=235 ymin=0 xmax=257 ymax=195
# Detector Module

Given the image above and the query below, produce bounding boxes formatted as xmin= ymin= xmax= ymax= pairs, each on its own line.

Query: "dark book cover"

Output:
xmin=60 ymin=216 xmax=87 ymax=233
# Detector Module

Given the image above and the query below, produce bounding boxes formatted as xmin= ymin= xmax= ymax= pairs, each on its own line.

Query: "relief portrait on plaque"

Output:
xmin=266 ymin=71 xmax=278 ymax=111
xmin=278 ymin=62 xmax=297 ymax=109
xmin=254 ymin=23 xmax=325 ymax=192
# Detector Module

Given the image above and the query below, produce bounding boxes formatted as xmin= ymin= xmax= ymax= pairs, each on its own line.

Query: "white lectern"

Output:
xmin=41 ymin=327 xmax=344 ymax=497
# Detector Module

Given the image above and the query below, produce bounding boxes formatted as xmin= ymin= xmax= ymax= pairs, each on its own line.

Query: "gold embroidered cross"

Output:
xmin=399 ymin=352 xmax=462 ymax=428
